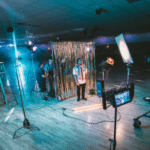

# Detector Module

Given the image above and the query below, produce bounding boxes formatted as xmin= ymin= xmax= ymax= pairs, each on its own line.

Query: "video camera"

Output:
xmin=102 ymin=83 xmax=134 ymax=110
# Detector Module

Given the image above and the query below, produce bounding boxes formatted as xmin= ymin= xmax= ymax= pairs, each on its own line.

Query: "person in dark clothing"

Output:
xmin=45 ymin=58 xmax=55 ymax=93
xmin=61 ymin=58 xmax=66 ymax=94
xmin=36 ymin=62 xmax=48 ymax=100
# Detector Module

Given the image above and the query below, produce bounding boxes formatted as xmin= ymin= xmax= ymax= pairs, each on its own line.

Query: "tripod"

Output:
xmin=13 ymin=64 xmax=40 ymax=139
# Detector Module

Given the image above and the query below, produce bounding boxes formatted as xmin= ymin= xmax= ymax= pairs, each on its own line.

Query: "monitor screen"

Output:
xmin=114 ymin=90 xmax=131 ymax=107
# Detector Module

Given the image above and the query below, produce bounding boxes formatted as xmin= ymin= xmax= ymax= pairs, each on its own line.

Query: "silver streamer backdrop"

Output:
xmin=51 ymin=41 xmax=96 ymax=99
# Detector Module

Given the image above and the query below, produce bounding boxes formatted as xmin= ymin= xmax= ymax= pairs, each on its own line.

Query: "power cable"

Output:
xmin=62 ymin=108 xmax=121 ymax=125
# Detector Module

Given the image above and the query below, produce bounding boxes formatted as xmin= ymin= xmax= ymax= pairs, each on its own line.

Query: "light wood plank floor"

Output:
xmin=0 ymin=92 xmax=150 ymax=150
xmin=1 ymin=67 xmax=150 ymax=150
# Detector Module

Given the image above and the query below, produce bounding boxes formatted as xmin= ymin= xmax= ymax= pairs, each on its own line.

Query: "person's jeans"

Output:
xmin=77 ymin=83 xmax=86 ymax=100
xmin=48 ymin=74 xmax=54 ymax=92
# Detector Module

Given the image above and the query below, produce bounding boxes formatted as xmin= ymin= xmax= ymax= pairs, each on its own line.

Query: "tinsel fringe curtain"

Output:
xmin=52 ymin=41 xmax=96 ymax=99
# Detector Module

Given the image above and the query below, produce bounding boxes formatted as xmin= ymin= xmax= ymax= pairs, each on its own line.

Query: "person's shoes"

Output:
xmin=82 ymin=97 xmax=87 ymax=100
xmin=42 ymin=96 xmax=48 ymax=101
xmin=77 ymin=99 xmax=80 ymax=102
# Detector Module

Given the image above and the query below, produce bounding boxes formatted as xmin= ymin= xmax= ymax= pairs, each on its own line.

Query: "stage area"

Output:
xmin=0 ymin=63 xmax=150 ymax=150
xmin=0 ymin=79 xmax=150 ymax=150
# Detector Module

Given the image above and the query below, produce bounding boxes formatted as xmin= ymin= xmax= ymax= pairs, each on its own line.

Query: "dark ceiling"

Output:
xmin=0 ymin=0 xmax=150 ymax=43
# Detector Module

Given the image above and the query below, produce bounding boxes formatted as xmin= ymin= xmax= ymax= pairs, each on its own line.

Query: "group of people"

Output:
xmin=36 ymin=57 xmax=88 ymax=101
xmin=36 ymin=58 xmax=55 ymax=100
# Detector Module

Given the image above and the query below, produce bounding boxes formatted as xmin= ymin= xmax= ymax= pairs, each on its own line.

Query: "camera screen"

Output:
xmin=114 ymin=90 xmax=131 ymax=107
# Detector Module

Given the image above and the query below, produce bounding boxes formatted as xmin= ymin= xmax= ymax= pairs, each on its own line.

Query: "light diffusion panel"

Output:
xmin=115 ymin=33 xmax=133 ymax=64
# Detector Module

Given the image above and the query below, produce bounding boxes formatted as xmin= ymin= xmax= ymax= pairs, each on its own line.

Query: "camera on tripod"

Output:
xmin=102 ymin=83 xmax=134 ymax=110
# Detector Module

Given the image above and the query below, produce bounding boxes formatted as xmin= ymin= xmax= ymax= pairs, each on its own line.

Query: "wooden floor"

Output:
xmin=0 ymin=67 xmax=150 ymax=150
xmin=0 ymin=92 xmax=150 ymax=150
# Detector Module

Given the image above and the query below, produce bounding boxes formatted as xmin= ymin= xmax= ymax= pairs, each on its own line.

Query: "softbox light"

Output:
xmin=115 ymin=33 xmax=133 ymax=64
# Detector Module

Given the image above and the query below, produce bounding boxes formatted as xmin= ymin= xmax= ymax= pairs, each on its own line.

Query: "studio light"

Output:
xmin=28 ymin=41 xmax=32 ymax=45
xmin=106 ymin=57 xmax=114 ymax=66
xmin=86 ymin=47 xmax=90 ymax=52
xmin=32 ymin=46 xmax=37 ymax=51
xmin=9 ymin=44 xmax=14 ymax=47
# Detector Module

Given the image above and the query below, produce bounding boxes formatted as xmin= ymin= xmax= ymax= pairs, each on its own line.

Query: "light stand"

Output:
xmin=109 ymin=107 xmax=117 ymax=150
xmin=126 ymin=63 xmax=131 ymax=85
xmin=13 ymin=63 xmax=40 ymax=139
xmin=100 ymin=58 xmax=114 ymax=80
xmin=102 ymin=61 xmax=106 ymax=80
xmin=12 ymin=31 xmax=40 ymax=139
xmin=30 ymin=52 xmax=40 ymax=95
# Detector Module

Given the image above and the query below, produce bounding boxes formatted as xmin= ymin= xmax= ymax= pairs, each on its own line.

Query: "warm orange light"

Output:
xmin=106 ymin=57 xmax=114 ymax=65
xmin=74 ymin=104 xmax=102 ymax=112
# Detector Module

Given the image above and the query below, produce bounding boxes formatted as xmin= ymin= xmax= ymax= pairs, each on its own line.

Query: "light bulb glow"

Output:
xmin=33 ymin=46 xmax=37 ymax=51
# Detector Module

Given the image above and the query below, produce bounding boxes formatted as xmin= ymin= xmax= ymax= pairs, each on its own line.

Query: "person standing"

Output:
xmin=73 ymin=58 xmax=88 ymax=102
xmin=45 ymin=58 xmax=55 ymax=94
xmin=36 ymin=62 xmax=48 ymax=100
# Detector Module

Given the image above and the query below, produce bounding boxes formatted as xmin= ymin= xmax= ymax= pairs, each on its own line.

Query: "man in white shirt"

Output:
xmin=73 ymin=58 xmax=88 ymax=101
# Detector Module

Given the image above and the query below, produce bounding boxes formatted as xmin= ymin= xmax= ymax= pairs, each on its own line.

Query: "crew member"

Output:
xmin=45 ymin=58 xmax=55 ymax=94
xmin=36 ymin=62 xmax=48 ymax=100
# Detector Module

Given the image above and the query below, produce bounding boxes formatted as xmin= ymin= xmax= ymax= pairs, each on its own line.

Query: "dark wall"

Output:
xmin=95 ymin=42 xmax=150 ymax=71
